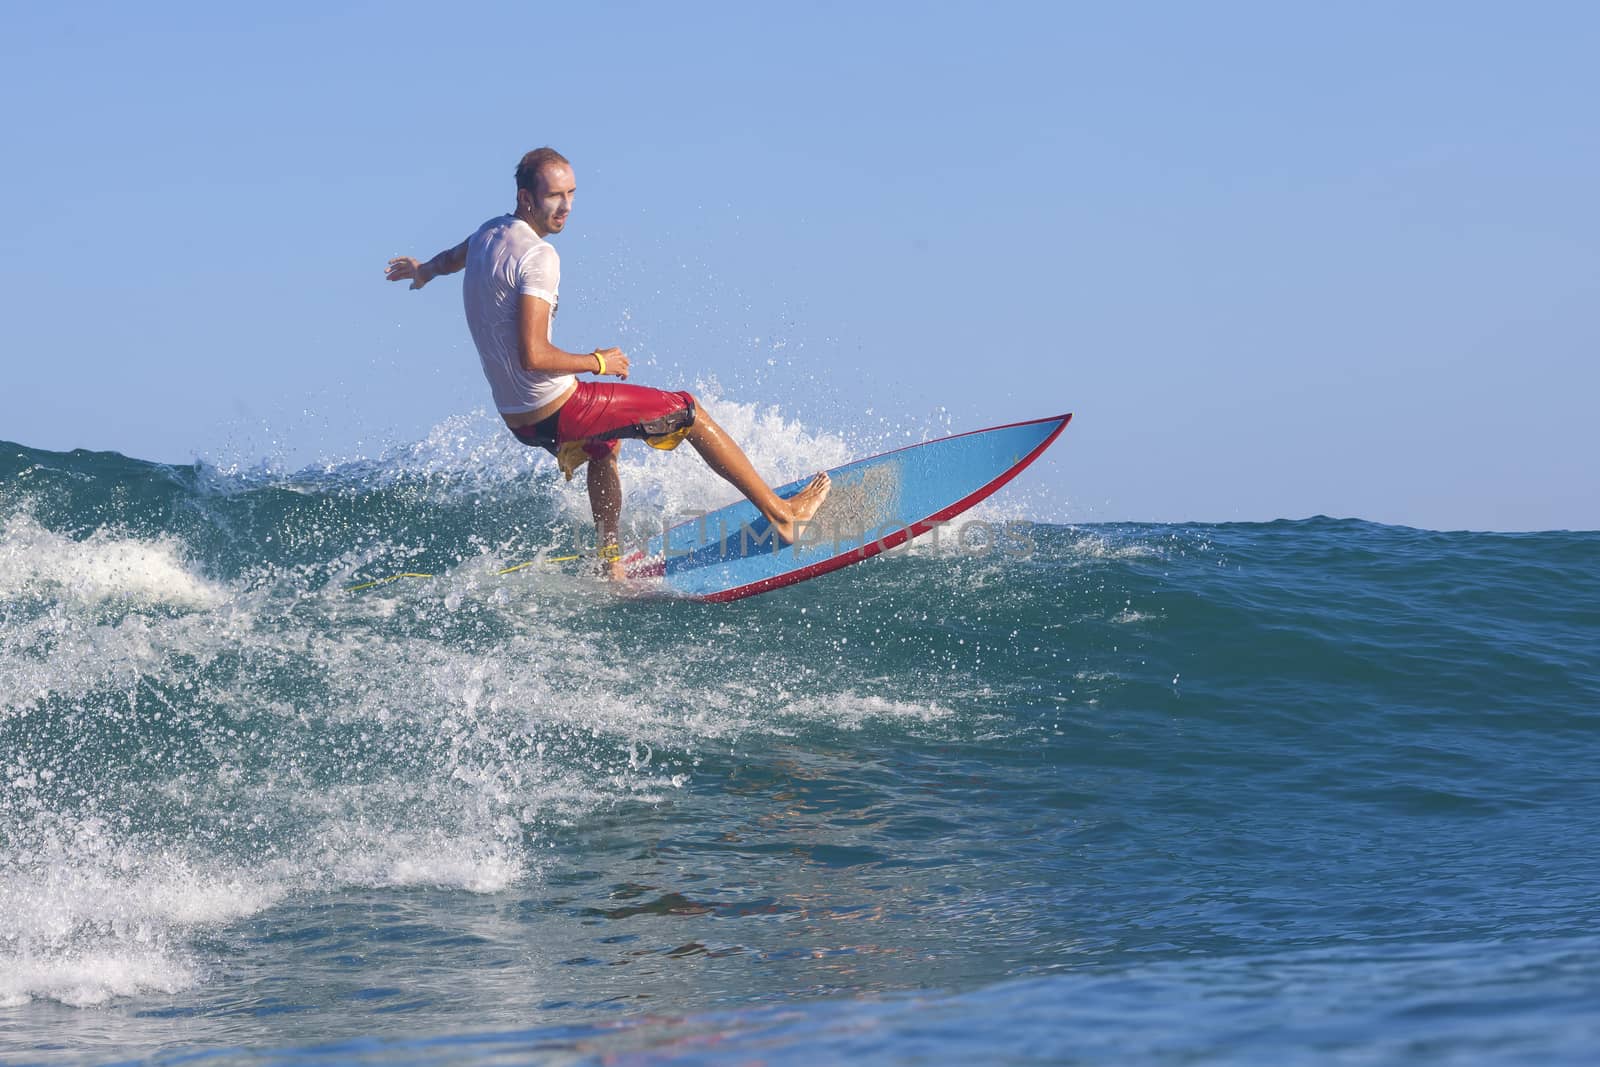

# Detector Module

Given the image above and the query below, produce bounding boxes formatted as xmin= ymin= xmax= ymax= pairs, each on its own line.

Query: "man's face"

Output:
xmin=525 ymin=163 xmax=575 ymax=237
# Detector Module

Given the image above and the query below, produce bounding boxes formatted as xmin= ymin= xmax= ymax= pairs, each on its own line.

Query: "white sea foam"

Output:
xmin=0 ymin=813 xmax=282 ymax=1007
xmin=308 ymin=823 xmax=526 ymax=895
xmin=775 ymin=691 xmax=955 ymax=729
xmin=0 ymin=513 xmax=223 ymax=608
xmin=1060 ymin=531 xmax=1162 ymax=562
xmin=0 ymin=953 xmax=196 ymax=1009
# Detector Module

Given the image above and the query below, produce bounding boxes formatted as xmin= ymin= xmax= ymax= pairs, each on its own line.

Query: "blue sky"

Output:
xmin=3 ymin=1 xmax=1596 ymax=530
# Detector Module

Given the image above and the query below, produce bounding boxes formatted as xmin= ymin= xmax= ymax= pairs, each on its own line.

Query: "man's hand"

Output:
xmin=385 ymin=256 xmax=432 ymax=290
xmin=594 ymin=347 xmax=630 ymax=380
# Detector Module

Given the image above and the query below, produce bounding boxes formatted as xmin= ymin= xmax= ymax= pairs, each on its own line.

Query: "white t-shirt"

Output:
xmin=461 ymin=215 xmax=571 ymax=414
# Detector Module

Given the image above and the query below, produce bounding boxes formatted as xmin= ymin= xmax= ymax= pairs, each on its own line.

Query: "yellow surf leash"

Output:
xmin=343 ymin=571 xmax=436 ymax=592
xmin=343 ymin=554 xmax=587 ymax=592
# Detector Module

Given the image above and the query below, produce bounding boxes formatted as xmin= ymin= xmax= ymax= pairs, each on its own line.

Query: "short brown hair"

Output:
xmin=515 ymin=147 xmax=570 ymax=193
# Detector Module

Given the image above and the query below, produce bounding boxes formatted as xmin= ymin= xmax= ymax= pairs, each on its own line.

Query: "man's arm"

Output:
xmin=520 ymin=294 xmax=632 ymax=378
xmin=384 ymin=240 xmax=468 ymax=290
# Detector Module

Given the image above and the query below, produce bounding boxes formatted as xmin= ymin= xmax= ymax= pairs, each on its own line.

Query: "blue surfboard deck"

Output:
xmin=628 ymin=413 xmax=1071 ymax=602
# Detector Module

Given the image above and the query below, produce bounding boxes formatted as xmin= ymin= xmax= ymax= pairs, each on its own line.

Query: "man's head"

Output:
xmin=515 ymin=147 xmax=575 ymax=237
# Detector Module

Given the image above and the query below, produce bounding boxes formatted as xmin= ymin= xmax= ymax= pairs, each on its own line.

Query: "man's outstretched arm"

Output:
xmin=385 ymin=240 xmax=468 ymax=290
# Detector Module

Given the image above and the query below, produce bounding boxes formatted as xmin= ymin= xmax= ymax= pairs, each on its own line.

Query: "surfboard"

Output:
xmin=627 ymin=413 xmax=1071 ymax=602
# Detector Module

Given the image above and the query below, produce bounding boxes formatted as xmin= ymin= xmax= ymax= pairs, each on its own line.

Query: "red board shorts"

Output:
xmin=511 ymin=381 xmax=697 ymax=480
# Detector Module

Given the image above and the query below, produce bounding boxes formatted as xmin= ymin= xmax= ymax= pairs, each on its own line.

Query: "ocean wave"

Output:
xmin=3 ymin=418 xmax=1598 ymax=1067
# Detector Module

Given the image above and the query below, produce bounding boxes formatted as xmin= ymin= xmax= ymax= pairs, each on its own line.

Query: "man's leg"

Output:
xmin=685 ymin=408 xmax=830 ymax=544
xmin=586 ymin=448 xmax=625 ymax=579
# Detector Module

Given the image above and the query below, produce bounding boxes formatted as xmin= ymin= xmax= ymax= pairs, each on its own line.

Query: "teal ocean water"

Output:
xmin=3 ymin=406 xmax=1598 ymax=1065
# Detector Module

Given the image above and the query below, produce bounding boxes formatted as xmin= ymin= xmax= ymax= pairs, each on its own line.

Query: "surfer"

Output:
xmin=385 ymin=147 xmax=829 ymax=578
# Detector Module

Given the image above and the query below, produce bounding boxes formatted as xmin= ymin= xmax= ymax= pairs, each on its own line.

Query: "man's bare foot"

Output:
xmin=769 ymin=472 xmax=831 ymax=544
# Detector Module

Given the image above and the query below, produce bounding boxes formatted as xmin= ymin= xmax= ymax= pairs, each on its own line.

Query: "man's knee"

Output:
xmin=585 ymin=444 xmax=620 ymax=477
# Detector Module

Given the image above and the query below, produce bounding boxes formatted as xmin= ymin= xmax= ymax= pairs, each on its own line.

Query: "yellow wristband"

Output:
xmin=593 ymin=350 xmax=607 ymax=376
